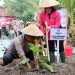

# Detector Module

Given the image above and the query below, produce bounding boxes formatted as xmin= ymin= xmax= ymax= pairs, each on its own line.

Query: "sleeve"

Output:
xmin=14 ymin=38 xmax=25 ymax=57
xmin=39 ymin=12 xmax=45 ymax=33
xmin=51 ymin=12 xmax=61 ymax=28
xmin=7 ymin=41 xmax=14 ymax=51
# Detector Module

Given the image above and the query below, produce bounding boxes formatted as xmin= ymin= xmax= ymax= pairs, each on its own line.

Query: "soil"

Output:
xmin=0 ymin=54 xmax=75 ymax=75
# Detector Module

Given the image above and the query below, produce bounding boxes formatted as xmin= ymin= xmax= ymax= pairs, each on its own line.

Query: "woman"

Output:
xmin=39 ymin=0 xmax=65 ymax=64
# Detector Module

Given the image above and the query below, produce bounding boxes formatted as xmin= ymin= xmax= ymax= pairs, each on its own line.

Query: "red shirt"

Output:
xmin=39 ymin=11 xmax=61 ymax=40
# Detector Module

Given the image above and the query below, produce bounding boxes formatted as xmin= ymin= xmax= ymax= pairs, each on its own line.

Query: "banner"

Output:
xmin=58 ymin=8 xmax=68 ymax=27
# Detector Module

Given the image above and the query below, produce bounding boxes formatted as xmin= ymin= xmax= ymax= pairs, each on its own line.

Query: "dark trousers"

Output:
xmin=48 ymin=40 xmax=64 ymax=53
xmin=3 ymin=47 xmax=34 ymax=65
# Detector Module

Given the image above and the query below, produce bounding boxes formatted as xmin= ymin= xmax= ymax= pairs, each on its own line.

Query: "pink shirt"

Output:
xmin=39 ymin=11 xmax=61 ymax=40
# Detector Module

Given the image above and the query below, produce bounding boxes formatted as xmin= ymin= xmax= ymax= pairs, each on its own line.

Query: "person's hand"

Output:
xmin=21 ymin=55 xmax=26 ymax=60
xmin=45 ymin=21 xmax=51 ymax=32
xmin=21 ymin=55 xmax=32 ymax=69
xmin=45 ymin=26 xmax=51 ymax=32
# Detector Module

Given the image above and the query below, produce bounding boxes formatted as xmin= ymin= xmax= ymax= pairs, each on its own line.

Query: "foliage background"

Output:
xmin=3 ymin=0 xmax=39 ymax=22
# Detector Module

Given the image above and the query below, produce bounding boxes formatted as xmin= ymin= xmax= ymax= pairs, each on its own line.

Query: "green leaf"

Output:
xmin=40 ymin=56 xmax=48 ymax=63
xmin=28 ymin=43 xmax=44 ymax=53
xmin=30 ymin=47 xmax=42 ymax=53
xmin=28 ymin=43 xmax=34 ymax=47
xmin=20 ymin=58 xmax=30 ymax=65
xmin=35 ymin=44 xmax=41 ymax=48
xmin=41 ymin=63 xmax=55 ymax=72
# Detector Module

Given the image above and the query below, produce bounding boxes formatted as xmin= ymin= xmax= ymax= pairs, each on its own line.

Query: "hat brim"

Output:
xmin=20 ymin=24 xmax=44 ymax=37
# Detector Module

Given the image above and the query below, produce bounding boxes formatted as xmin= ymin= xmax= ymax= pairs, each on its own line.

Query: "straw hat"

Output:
xmin=20 ymin=24 xmax=43 ymax=36
xmin=39 ymin=0 xmax=59 ymax=8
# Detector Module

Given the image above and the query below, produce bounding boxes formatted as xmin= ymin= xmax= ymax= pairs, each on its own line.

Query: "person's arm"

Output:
xmin=14 ymin=38 xmax=32 ymax=69
xmin=14 ymin=38 xmax=25 ymax=58
xmin=39 ymin=12 xmax=45 ymax=34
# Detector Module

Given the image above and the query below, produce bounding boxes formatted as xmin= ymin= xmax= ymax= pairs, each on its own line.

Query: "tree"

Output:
xmin=58 ymin=0 xmax=75 ymax=46
xmin=58 ymin=0 xmax=75 ymax=27
xmin=3 ymin=0 xmax=39 ymax=22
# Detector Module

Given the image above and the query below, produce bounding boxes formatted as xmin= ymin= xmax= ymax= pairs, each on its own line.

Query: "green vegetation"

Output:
xmin=3 ymin=0 xmax=39 ymax=22
xmin=3 ymin=0 xmax=75 ymax=25
xmin=28 ymin=43 xmax=55 ymax=72
xmin=58 ymin=0 xmax=75 ymax=27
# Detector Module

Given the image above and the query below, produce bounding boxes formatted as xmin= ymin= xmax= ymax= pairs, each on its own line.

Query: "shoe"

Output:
xmin=50 ymin=52 xmax=55 ymax=64
xmin=60 ymin=51 xmax=66 ymax=63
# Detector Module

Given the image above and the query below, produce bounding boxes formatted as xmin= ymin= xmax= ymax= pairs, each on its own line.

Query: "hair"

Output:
xmin=45 ymin=6 xmax=56 ymax=13
xmin=44 ymin=6 xmax=56 ymax=19
xmin=24 ymin=34 xmax=42 ymax=40
xmin=23 ymin=34 xmax=43 ymax=44
xmin=51 ymin=7 xmax=56 ymax=13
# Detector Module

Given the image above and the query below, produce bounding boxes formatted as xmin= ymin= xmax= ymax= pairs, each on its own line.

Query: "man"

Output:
xmin=0 ymin=24 xmax=43 ymax=69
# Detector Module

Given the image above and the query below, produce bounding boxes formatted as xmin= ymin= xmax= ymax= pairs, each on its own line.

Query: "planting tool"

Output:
xmin=45 ymin=21 xmax=50 ymax=63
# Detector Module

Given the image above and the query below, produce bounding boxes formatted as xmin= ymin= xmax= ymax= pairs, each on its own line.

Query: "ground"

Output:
xmin=0 ymin=55 xmax=75 ymax=75
xmin=0 ymin=39 xmax=75 ymax=75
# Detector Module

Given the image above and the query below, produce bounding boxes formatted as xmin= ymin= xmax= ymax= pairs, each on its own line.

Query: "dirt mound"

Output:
xmin=0 ymin=54 xmax=75 ymax=75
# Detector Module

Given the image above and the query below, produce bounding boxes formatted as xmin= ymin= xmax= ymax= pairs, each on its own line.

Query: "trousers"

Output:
xmin=48 ymin=40 xmax=64 ymax=53
xmin=3 ymin=47 xmax=34 ymax=65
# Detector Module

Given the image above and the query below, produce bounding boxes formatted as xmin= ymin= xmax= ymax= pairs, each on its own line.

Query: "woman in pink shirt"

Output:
xmin=39 ymin=0 xmax=65 ymax=64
